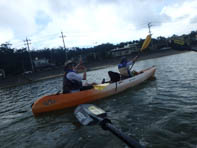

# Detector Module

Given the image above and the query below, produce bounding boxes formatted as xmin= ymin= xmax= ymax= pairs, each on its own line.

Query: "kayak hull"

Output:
xmin=32 ymin=66 xmax=156 ymax=115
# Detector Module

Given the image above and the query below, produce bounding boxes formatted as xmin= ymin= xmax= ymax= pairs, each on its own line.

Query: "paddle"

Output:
xmin=74 ymin=104 xmax=144 ymax=148
xmin=129 ymin=34 xmax=151 ymax=70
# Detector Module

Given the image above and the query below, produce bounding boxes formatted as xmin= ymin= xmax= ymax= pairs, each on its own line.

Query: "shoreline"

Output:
xmin=0 ymin=49 xmax=189 ymax=89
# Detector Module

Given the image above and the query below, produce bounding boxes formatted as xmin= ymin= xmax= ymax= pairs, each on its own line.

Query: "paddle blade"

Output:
xmin=74 ymin=104 xmax=106 ymax=125
xmin=140 ymin=34 xmax=151 ymax=51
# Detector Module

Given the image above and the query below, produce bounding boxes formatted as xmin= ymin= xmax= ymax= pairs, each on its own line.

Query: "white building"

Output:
xmin=33 ymin=58 xmax=49 ymax=68
xmin=111 ymin=43 xmax=138 ymax=57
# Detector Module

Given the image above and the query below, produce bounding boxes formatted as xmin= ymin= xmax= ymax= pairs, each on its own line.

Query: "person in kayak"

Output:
xmin=107 ymin=56 xmax=139 ymax=83
xmin=118 ymin=56 xmax=139 ymax=79
xmin=63 ymin=60 xmax=95 ymax=93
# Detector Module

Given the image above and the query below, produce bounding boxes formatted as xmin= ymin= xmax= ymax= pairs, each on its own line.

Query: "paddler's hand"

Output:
xmin=74 ymin=58 xmax=84 ymax=72
xmin=133 ymin=56 xmax=138 ymax=62
xmin=80 ymin=65 xmax=87 ymax=72
xmin=75 ymin=65 xmax=87 ymax=73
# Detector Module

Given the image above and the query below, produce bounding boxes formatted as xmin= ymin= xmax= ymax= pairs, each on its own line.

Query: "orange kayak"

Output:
xmin=32 ymin=66 xmax=156 ymax=115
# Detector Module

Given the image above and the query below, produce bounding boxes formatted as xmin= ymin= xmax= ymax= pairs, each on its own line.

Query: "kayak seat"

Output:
xmin=108 ymin=71 xmax=120 ymax=83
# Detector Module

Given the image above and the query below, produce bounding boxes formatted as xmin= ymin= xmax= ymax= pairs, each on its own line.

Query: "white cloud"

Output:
xmin=0 ymin=0 xmax=38 ymax=37
xmin=190 ymin=16 xmax=197 ymax=24
xmin=159 ymin=0 xmax=197 ymax=37
xmin=0 ymin=28 xmax=13 ymax=43
xmin=0 ymin=0 xmax=197 ymax=49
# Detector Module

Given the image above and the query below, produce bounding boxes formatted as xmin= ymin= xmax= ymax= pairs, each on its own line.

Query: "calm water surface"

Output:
xmin=0 ymin=52 xmax=197 ymax=148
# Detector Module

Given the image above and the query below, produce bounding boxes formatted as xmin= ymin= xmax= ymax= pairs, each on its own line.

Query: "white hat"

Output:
xmin=64 ymin=60 xmax=73 ymax=67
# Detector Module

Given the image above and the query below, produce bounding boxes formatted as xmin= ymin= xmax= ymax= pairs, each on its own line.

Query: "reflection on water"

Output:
xmin=0 ymin=52 xmax=197 ymax=148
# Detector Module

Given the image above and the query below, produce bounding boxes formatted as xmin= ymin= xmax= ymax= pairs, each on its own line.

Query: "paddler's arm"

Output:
xmin=81 ymin=66 xmax=87 ymax=80
xmin=73 ymin=57 xmax=87 ymax=80
xmin=131 ymin=56 xmax=138 ymax=63
xmin=127 ymin=56 xmax=138 ymax=66
xmin=83 ymin=71 xmax=86 ymax=80
xmin=73 ymin=57 xmax=83 ymax=72
xmin=133 ymin=55 xmax=138 ymax=62
xmin=73 ymin=63 xmax=81 ymax=71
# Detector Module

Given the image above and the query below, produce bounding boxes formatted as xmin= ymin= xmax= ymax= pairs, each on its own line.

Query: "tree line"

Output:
xmin=0 ymin=31 xmax=197 ymax=77
xmin=0 ymin=42 xmax=121 ymax=76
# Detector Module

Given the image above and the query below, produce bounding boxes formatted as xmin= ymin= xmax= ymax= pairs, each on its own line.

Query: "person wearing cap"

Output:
xmin=118 ymin=56 xmax=138 ymax=79
xmin=63 ymin=60 xmax=94 ymax=93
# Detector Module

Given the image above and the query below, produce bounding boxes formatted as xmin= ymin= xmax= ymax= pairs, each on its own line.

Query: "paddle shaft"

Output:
xmin=94 ymin=116 xmax=144 ymax=148
xmin=129 ymin=53 xmax=140 ymax=71
xmin=104 ymin=122 xmax=144 ymax=148
xmin=129 ymin=34 xmax=151 ymax=71
xmin=75 ymin=105 xmax=144 ymax=148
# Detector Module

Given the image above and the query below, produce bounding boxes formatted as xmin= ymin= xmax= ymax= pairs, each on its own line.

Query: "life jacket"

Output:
xmin=63 ymin=70 xmax=82 ymax=93
xmin=118 ymin=62 xmax=131 ymax=77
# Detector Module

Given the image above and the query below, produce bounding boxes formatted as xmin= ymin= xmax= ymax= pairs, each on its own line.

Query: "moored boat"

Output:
xmin=32 ymin=66 xmax=156 ymax=115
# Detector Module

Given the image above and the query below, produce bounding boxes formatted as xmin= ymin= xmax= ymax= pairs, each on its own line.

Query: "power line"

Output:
xmin=8 ymin=31 xmax=104 ymax=49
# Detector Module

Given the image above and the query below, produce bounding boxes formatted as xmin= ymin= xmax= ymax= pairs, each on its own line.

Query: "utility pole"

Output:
xmin=148 ymin=22 xmax=153 ymax=49
xmin=60 ymin=32 xmax=67 ymax=59
xmin=24 ymin=37 xmax=34 ymax=72
xmin=148 ymin=22 xmax=152 ymax=35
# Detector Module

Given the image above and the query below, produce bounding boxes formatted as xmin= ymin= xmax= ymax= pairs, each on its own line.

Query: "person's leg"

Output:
xmin=80 ymin=85 xmax=94 ymax=91
xmin=120 ymin=75 xmax=129 ymax=80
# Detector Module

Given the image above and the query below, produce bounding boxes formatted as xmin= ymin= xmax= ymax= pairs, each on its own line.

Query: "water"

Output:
xmin=0 ymin=52 xmax=197 ymax=148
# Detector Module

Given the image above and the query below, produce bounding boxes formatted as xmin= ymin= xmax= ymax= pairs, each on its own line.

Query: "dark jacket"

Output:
xmin=63 ymin=71 xmax=82 ymax=93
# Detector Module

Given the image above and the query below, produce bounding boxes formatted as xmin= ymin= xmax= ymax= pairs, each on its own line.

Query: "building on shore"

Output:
xmin=169 ymin=34 xmax=194 ymax=50
xmin=33 ymin=58 xmax=53 ymax=71
xmin=110 ymin=43 xmax=138 ymax=57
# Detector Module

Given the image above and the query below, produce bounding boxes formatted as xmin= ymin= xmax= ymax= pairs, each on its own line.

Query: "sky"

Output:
xmin=0 ymin=0 xmax=197 ymax=49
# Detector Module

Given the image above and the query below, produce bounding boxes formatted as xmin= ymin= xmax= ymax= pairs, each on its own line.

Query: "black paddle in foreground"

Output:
xmin=74 ymin=104 xmax=144 ymax=148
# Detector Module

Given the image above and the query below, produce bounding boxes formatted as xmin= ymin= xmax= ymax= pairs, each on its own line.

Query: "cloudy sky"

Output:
xmin=0 ymin=0 xmax=197 ymax=49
